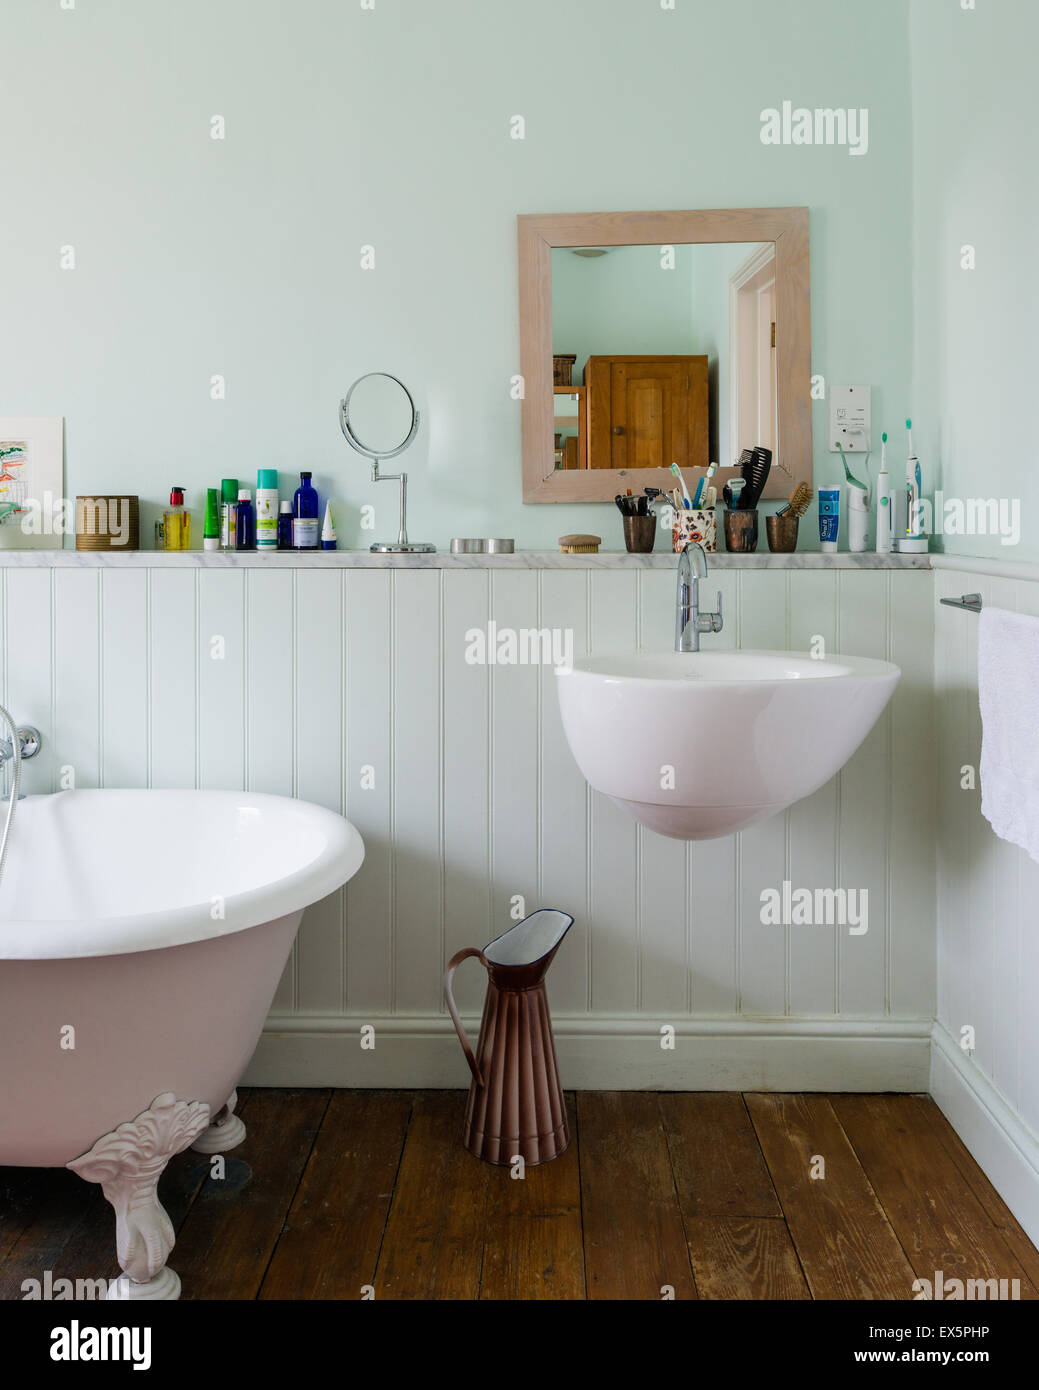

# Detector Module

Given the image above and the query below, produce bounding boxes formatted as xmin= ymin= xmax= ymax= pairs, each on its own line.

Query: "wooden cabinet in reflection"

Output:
xmin=584 ymin=355 xmax=709 ymax=471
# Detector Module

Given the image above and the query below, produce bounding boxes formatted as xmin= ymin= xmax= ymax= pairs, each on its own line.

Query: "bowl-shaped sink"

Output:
xmin=555 ymin=649 xmax=900 ymax=839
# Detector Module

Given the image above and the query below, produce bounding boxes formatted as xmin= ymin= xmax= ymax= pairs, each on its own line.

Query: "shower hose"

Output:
xmin=0 ymin=702 xmax=22 ymax=884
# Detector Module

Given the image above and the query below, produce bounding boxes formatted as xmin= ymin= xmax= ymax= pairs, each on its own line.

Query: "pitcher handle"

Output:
xmin=444 ymin=947 xmax=488 ymax=1088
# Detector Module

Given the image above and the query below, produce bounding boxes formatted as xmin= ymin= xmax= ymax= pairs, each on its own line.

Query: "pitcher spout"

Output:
xmin=482 ymin=908 xmax=574 ymax=986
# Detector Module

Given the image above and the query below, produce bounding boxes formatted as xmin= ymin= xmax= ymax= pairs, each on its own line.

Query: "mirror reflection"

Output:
xmin=550 ymin=242 xmax=776 ymax=473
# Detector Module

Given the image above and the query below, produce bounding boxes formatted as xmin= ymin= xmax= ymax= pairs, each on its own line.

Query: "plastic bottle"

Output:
xmin=203 ymin=488 xmax=221 ymax=552
xmin=292 ymin=471 xmax=319 ymax=550
xmin=256 ymin=469 xmax=279 ymax=550
xmin=321 ymin=501 xmax=337 ymax=551
xmin=161 ymin=486 xmax=191 ymax=551
xmin=220 ymin=478 xmax=239 ymax=549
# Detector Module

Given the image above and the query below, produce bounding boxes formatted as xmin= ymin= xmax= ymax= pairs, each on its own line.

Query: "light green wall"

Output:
xmin=911 ymin=0 xmax=1038 ymax=560
xmin=1 ymin=0 xmax=914 ymax=550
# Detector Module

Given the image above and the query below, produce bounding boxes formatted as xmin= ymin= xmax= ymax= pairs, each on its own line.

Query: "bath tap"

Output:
xmin=0 ymin=722 xmax=41 ymax=800
xmin=0 ymin=724 xmax=41 ymax=774
xmin=674 ymin=543 xmax=723 ymax=652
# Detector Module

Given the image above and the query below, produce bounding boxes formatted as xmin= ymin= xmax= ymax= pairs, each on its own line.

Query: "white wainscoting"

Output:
xmin=932 ymin=557 xmax=1039 ymax=1243
xmin=0 ymin=564 xmax=935 ymax=1089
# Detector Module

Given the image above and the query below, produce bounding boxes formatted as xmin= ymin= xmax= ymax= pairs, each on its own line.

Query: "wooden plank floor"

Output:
xmin=2 ymin=1090 xmax=1037 ymax=1300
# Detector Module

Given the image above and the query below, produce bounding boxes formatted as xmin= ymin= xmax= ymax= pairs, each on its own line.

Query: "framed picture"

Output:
xmin=0 ymin=417 xmax=65 ymax=550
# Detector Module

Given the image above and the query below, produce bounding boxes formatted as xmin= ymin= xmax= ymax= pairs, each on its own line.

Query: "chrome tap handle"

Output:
xmin=697 ymin=590 xmax=723 ymax=635
xmin=0 ymin=726 xmax=40 ymax=762
xmin=712 ymin=590 xmax=723 ymax=631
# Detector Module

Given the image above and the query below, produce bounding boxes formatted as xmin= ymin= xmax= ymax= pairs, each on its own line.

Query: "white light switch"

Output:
xmin=829 ymin=384 xmax=871 ymax=453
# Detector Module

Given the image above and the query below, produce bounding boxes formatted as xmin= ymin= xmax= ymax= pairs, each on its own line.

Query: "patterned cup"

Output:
xmin=671 ymin=508 xmax=717 ymax=553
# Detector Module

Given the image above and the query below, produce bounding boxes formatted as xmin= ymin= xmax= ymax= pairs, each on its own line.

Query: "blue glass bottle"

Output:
xmin=233 ymin=488 xmax=256 ymax=550
xmin=292 ymin=472 xmax=319 ymax=550
xmin=277 ymin=500 xmax=293 ymax=550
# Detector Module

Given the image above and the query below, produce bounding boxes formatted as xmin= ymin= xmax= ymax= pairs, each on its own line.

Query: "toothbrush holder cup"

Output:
xmin=672 ymin=508 xmax=717 ymax=553
xmin=622 ymin=515 xmax=656 ymax=553
xmin=723 ymin=508 xmax=759 ymax=553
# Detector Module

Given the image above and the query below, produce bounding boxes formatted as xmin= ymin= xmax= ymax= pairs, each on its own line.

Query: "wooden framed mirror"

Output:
xmin=518 ymin=207 xmax=812 ymax=503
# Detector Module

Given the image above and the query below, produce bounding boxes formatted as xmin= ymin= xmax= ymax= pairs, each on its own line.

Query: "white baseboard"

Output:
xmin=245 ymin=1013 xmax=931 ymax=1091
xmin=930 ymin=1022 xmax=1039 ymax=1248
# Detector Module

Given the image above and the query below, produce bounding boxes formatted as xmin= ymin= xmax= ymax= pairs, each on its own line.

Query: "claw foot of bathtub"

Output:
xmin=108 ymin=1267 xmax=181 ymax=1301
xmin=191 ymin=1088 xmax=246 ymax=1154
xmin=67 ymin=1092 xmax=211 ymax=1302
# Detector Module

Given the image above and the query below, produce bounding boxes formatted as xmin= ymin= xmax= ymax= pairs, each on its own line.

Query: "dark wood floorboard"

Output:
xmin=372 ymin=1092 xmax=489 ymax=1299
xmin=0 ymin=1169 xmax=110 ymax=1300
xmin=259 ymin=1089 xmax=412 ymax=1300
xmin=686 ymin=1217 xmax=811 ymax=1299
xmin=0 ymin=1167 xmax=51 ymax=1270
xmin=832 ymin=1094 xmax=1039 ymax=1299
xmin=578 ymin=1092 xmax=697 ymax=1299
xmin=3 ymin=1089 xmax=1038 ymax=1301
xmin=660 ymin=1093 xmax=783 ymax=1218
xmin=921 ymin=1096 xmax=1039 ymax=1291
xmin=171 ymin=1088 xmax=330 ymax=1301
xmin=479 ymin=1095 xmax=585 ymax=1300
xmin=745 ymin=1092 xmax=917 ymax=1299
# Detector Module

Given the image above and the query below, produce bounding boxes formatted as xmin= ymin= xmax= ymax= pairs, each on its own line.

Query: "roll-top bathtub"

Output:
xmin=0 ymin=789 xmax=364 ymax=1300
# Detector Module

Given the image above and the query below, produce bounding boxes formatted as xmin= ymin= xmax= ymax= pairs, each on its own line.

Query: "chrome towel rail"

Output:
xmin=939 ymin=592 xmax=983 ymax=614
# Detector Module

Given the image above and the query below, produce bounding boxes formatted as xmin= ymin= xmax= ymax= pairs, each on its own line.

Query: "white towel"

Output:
xmin=979 ymin=606 xmax=1039 ymax=864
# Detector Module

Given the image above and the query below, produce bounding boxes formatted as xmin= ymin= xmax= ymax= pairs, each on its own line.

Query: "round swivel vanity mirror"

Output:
xmin=339 ymin=372 xmax=434 ymax=554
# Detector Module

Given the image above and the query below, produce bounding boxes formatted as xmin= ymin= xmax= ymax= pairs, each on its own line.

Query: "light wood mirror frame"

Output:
xmin=518 ymin=207 xmax=812 ymax=504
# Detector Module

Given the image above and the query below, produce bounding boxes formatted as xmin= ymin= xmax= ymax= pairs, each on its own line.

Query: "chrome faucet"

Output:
xmin=675 ymin=543 xmax=723 ymax=652
xmin=0 ymin=723 xmax=41 ymax=799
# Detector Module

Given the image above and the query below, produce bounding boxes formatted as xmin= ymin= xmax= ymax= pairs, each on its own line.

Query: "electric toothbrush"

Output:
xmin=875 ymin=432 xmax=891 ymax=553
xmin=905 ymin=418 xmax=922 ymax=540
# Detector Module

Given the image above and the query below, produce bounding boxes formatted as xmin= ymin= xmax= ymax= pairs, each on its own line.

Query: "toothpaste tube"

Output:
xmin=818 ymin=486 xmax=840 ymax=553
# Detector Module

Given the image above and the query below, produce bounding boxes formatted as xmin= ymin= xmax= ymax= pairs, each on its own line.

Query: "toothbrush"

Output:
xmin=670 ymin=462 xmax=692 ymax=509
xmin=693 ymin=461 xmax=717 ymax=508
xmin=906 ymin=418 xmax=922 ymax=537
xmin=875 ymin=432 xmax=892 ymax=553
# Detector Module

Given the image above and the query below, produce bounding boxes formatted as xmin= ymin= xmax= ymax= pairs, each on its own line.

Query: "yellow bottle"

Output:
xmin=160 ymin=486 xmax=191 ymax=550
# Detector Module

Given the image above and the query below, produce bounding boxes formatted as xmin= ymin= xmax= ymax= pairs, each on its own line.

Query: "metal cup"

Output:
xmin=724 ymin=508 xmax=759 ymax=553
xmin=766 ymin=513 xmax=799 ymax=553
xmin=622 ymin=515 xmax=656 ymax=553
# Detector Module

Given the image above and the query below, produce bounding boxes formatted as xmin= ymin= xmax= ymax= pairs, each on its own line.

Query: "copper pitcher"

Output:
xmin=444 ymin=909 xmax=573 ymax=1166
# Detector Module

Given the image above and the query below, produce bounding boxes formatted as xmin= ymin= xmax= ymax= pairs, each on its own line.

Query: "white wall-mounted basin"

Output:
xmin=555 ymin=650 xmax=900 ymax=839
